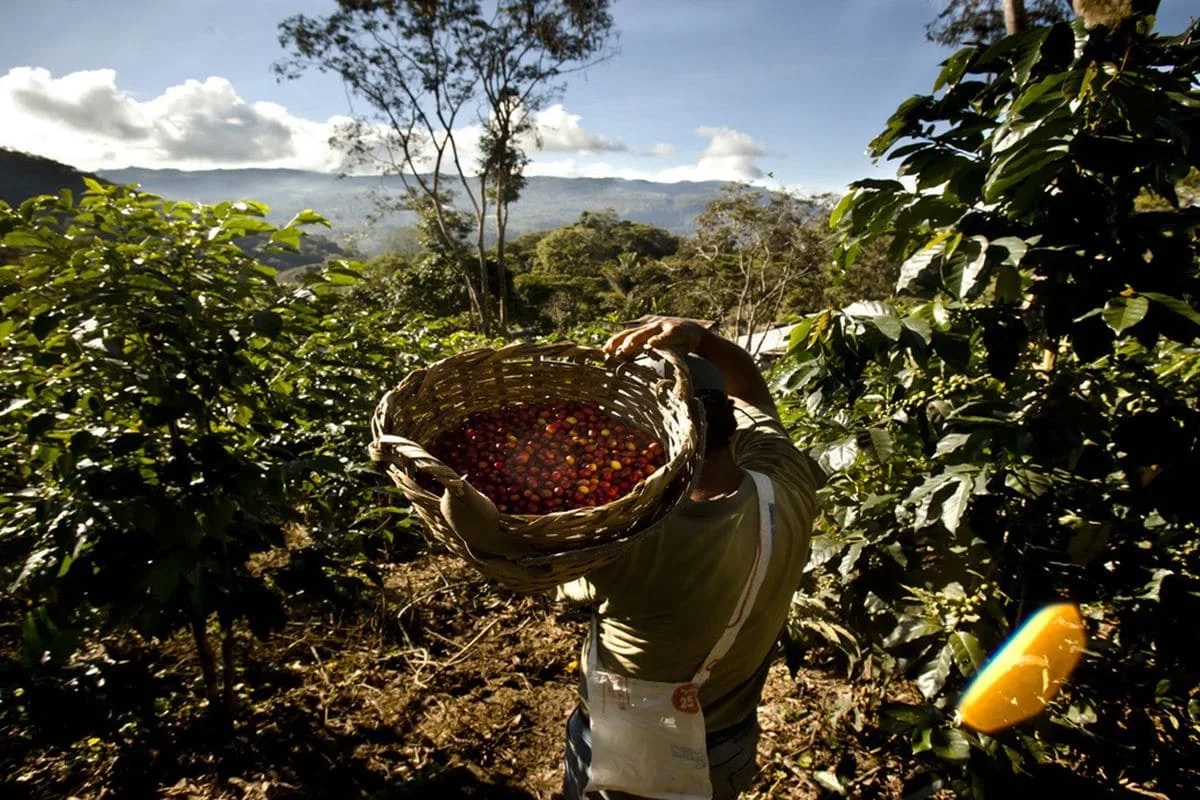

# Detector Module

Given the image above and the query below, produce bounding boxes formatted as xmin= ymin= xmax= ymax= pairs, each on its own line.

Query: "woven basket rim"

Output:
xmin=368 ymin=341 xmax=704 ymax=589
xmin=371 ymin=342 xmax=696 ymax=514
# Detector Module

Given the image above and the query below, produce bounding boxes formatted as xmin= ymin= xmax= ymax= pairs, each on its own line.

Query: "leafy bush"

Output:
xmin=780 ymin=13 xmax=1200 ymax=794
xmin=0 ymin=183 xmax=460 ymax=718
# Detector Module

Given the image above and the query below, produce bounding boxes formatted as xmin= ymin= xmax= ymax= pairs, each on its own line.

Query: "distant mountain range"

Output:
xmin=97 ymin=168 xmax=836 ymax=255
xmin=1 ymin=149 xmax=836 ymax=258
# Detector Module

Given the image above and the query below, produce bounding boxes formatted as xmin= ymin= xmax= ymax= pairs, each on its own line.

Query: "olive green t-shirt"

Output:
xmin=559 ymin=401 xmax=824 ymax=733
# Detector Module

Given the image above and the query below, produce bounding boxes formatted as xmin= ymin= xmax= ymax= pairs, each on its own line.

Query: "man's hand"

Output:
xmin=604 ymin=316 xmax=706 ymax=359
xmin=605 ymin=316 xmax=778 ymax=417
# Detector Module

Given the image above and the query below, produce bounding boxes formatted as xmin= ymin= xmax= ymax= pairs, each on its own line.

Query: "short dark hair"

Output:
xmin=697 ymin=388 xmax=736 ymax=454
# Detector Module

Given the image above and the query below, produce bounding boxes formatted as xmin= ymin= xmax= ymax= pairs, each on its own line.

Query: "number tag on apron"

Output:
xmin=584 ymin=472 xmax=776 ymax=800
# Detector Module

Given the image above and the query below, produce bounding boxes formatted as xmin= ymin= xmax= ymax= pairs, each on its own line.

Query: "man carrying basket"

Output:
xmin=559 ymin=316 xmax=825 ymax=800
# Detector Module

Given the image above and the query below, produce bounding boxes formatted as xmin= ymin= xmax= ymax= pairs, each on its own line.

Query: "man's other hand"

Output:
xmin=604 ymin=316 xmax=706 ymax=359
xmin=606 ymin=315 xmax=778 ymax=416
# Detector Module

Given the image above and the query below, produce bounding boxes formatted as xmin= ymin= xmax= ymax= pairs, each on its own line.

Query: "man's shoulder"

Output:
xmin=731 ymin=398 xmax=784 ymax=432
xmin=729 ymin=401 xmax=826 ymax=501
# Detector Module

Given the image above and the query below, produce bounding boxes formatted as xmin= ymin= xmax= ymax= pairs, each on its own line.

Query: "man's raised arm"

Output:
xmin=604 ymin=316 xmax=778 ymax=418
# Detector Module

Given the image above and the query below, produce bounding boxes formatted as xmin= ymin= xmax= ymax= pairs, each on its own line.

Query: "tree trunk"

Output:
xmin=494 ymin=176 xmax=510 ymax=335
xmin=463 ymin=271 xmax=484 ymax=327
xmin=475 ymin=195 xmax=492 ymax=335
xmin=190 ymin=614 xmax=220 ymax=705
xmin=1005 ymin=0 xmax=1029 ymax=34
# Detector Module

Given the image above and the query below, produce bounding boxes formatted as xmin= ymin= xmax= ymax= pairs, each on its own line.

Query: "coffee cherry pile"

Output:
xmin=428 ymin=400 xmax=666 ymax=515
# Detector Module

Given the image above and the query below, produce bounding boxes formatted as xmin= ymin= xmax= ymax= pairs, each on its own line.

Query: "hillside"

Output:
xmin=99 ymin=167 xmax=837 ymax=255
xmin=2 ymin=152 xmax=837 ymax=258
xmin=0 ymin=148 xmax=106 ymax=207
xmin=0 ymin=151 xmax=348 ymax=271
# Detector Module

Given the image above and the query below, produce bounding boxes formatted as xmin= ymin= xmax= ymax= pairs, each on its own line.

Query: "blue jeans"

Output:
xmin=561 ymin=707 xmax=760 ymax=800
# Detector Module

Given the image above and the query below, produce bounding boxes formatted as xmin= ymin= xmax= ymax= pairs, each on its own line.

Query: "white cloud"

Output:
xmin=777 ymin=181 xmax=832 ymax=199
xmin=0 ymin=68 xmax=780 ymax=190
xmin=651 ymin=126 xmax=771 ymax=182
xmin=679 ymin=125 xmax=769 ymax=181
xmin=8 ymin=68 xmax=148 ymax=140
xmin=0 ymin=67 xmax=344 ymax=172
xmin=528 ymin=104 xmax=625 ymax=153
xmin=143 ymin=78 xmax=295 ymax=162
xmin=0 ymin=68 xmax=630 ymax=176
xmin=337 ymin=103 xmax=624 ymax=176
xmin=324 ymin=117 xmax=479 ymax=177
xmin=525 ymin=158 xmax=626 ymax=179
xmin=527 ymin=126 xmax=771 ymax=185
xmin=696 ymin=126 xmax=768 ymax=158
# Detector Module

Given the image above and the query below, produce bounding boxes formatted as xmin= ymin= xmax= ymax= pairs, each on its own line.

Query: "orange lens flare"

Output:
xmin=957 ymin=603 xmax=1087 ymax=734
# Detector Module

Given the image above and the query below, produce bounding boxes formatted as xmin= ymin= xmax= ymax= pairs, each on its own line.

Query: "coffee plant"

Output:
xmin=779 ymin=12 xmax=1200 ymax=795
xmin=0 ymin=182 xmax=442 ymax=720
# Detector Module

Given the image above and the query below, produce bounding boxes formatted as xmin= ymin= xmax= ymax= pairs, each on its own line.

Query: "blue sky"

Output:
xmin=1 ymin=1 xmax=1195 ymax=194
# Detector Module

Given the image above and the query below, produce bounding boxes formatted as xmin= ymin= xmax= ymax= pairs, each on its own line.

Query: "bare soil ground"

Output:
xmin=1 ymin=552 xmax=931 ymax=800
xmin=3 ymin=551 xmax=1187 ymax=800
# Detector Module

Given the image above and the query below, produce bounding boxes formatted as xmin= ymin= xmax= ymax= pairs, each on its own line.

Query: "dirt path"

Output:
xmin=2 ymin=553 xmax=916 ymax=800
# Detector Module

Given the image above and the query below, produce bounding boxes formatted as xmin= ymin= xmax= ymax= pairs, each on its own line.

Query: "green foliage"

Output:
xmin=243 ymin=231 xmax=352 ymax=275
xmin=0 ymin=183 xmax=465 ymax=715
xmin=352 ymin=189 xmax=478 ymax=321
xmin=575 ymin=209 xmax=681 ymax=260
xmin=677 ymin=185 xmax=833 ymax=333
xmin=358 ymin=252 xmax=470 ymax=321
xmin=513 ymin=210 xmax=680 ymax=328
xmin=1137 ymin=166 xmax=1200 ymax=211
xmin=2 ymin=187 xmax=284 ymax=639
xmin=500 ymin=194 xmax=895 ymax=334
xmin=530 ymin=209 xmax=680 ymax=278
xmin=817 ymin=236 xmax=902 ymax=311
xmin=783 ymin=12 xmax=1200 ymax=792
xmin=534 ymin=223 xmax=611 ymax=277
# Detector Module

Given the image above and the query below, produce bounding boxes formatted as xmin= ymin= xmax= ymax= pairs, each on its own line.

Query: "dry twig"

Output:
xmin=437 ymin=617 xmax=504 ymax=672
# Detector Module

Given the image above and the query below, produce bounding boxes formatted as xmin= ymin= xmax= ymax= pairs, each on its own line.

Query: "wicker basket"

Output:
xmin=369 ymin=342 xmax=704 ymax=593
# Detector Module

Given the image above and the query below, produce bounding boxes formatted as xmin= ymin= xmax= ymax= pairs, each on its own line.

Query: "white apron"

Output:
xmin=583 ymin=471 xmax=777 ymax=800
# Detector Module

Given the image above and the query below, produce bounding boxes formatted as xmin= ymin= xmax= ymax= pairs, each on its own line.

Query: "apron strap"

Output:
xmin=585 ymin=471 xmax=778 ymax=687
xmin=691 ymin=470 xmax=776 ymax=687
